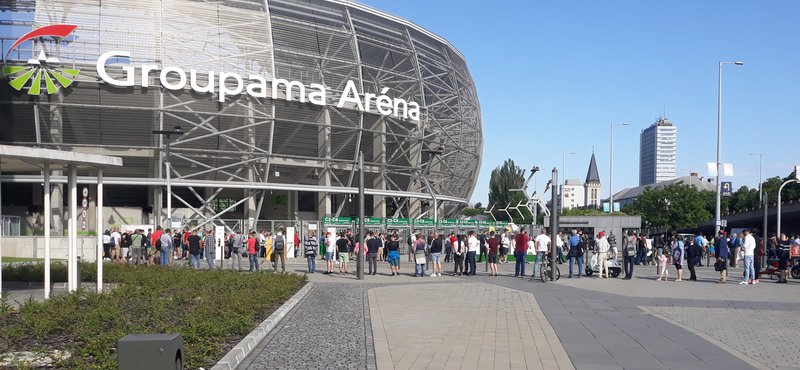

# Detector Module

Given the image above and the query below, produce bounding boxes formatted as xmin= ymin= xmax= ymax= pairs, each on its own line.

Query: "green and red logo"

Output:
xmin=3 ymin=24 xmax=79 ymax=95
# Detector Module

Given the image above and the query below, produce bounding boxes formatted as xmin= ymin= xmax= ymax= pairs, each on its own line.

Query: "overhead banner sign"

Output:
xmin=356 ymin=217 xmax=383 ymax=226
xmin=413 ymin=219 xmax=434 ymax=227
xmin=322 ymin=217 xmax=351 ymax=226
xmin=386 ymin=218 xmax=410 ymax=227
xmin=437 ymin=219 xmax=457 ymax=227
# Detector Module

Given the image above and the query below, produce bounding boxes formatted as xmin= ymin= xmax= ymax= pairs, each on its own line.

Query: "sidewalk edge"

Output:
xmin=211 ymin=282 xmax=314 ymax=370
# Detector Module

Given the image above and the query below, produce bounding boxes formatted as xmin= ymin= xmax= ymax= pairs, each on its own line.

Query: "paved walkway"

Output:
xmin=369 ymin=283 xmax=573 ymax=370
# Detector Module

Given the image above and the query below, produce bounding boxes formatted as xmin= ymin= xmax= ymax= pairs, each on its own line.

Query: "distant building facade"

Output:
xmin=639 ymin=117 xmax=677 ymax=186
xmin=610 ymin=173 xmax=714 ymax=208
xmin=559 ymin=153 xmax=602 ymax=211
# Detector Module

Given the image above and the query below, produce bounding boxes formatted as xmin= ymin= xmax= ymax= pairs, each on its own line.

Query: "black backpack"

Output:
xmin=274 ymin=235 xmax=285 ymax=251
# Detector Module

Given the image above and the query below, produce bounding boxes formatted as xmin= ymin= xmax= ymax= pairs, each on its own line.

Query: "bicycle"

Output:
xmin=541 ymin=259 xmax=560 ymax=282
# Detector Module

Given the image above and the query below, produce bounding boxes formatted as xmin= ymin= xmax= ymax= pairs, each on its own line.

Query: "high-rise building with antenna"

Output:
xmin=639 ymin=116 xmax=677 ymax=186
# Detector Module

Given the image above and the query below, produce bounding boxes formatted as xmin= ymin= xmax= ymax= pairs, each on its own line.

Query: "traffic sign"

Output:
xmin=82 ymin=187 xmax=89 ymax=197
xmin=81 ymin=209 xmax=87 ymax=219
xmin=81 ymin=220 xmax=87 ymax=230
xmin=81 ymin=198 xmax=88 ymax=209
xmin=721 ymin=182 xmax=733 ymax=197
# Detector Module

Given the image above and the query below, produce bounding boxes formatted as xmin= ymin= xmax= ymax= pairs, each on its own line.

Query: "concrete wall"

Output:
xmin=1 ymin=236 xmax=101 ymax=262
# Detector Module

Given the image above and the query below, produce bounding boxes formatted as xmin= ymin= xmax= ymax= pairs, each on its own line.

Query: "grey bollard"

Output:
xmin=118 ymin=334 xmax=184 ymax=370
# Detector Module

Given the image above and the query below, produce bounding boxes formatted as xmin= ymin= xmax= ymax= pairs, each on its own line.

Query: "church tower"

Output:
xmin=584 ymin=152 xmax=602 ymax=208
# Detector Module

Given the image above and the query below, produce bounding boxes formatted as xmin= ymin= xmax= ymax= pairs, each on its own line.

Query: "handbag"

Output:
xmin=714 ymin=260 xmax=726 ymax=271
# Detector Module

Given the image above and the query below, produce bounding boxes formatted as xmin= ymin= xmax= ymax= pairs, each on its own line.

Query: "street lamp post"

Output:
xmin=777 ymin=178 xmax=800 ymax=237
xmin=715 ymin=61 xmax=743 ymax=235
xmin=153 ymin=126 xmax=184 ymax=229
xmin=609 ymin=123 xmax=628 ymax=211
xmin=562 ymin=152 xmax=575 ymax=185
xmin=749 ymin=153 xmax=763 ymax=202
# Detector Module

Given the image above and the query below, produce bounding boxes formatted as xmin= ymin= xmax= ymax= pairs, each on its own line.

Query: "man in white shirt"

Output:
xmin=465 ymin=231 xmax=480 ymax=275
xmin=741 ymin=229 xmax=756 ymax=285
xmin=500 ymin=231 xmax=510 ymax=264
xmin=110 ymin=227 xmax=122 ymax=263
xmin=596 ymin=232 xmax=611 ymax=278
xmin=532 ymin=228 xmax=551 ymax=277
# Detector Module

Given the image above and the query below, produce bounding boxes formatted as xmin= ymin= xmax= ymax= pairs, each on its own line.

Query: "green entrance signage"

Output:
xmin=356 ymin=217 xmax=383 ymax=226
xmin=322 ymin=217 xmax=351 ymax=226
xmin=437 ymin=219 xmax=457 ymax=227
xmin=458 ymin=220 xmax=478 ymax=227
xmin=413 ymin=219 xmax=435 ymax=227
xmin=386 ymin=218 xmax=410 ymax=226
xmin=495 ymin=221 xmax=509 ymax=229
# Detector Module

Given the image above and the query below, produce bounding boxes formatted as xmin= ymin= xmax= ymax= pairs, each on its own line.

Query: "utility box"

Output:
xmin=118 ymin=334 xmax=184 ymax=370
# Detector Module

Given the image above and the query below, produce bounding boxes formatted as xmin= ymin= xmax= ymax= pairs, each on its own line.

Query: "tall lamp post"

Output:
xmin=715 ymin=61 xmax=743 ymax=235
xmin=609 ymin=123 xmax=628 ymax=211
xmin=562 ymin=152 xmax=575 ymax=184
xmin=153 ymin=125 xmax=184 ymax=229
xmin=749 ymin=153 xmax=763 ymax=202
xmin=421 ymin=147 xmax=444 ymax=235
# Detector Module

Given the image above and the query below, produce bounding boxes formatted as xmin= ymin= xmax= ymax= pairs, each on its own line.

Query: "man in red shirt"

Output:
xmin=487 ymin=231 xmax=501 ymax=276
xmin=247 ymin=231 xmax=260 ymax=271
xmin=513 ymin=227 xmax=530 ymax=277
xmin=150 ymin=226 xmax=164 ymax=265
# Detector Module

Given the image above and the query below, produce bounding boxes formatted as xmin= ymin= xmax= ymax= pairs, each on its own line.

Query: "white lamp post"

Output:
xmin=749 ymin=153 xmax=762 ymax=202
xmin=715 ymin=61 xmax=743 ymax=235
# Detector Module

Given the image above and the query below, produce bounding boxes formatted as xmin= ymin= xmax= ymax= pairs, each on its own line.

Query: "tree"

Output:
xmin=624 ymin=182 xmax=711 ymax=231
xmin=488 ymin=159 xmax=531 ymax=224
xmin=728 ymin=185 xmax=759 ymax=213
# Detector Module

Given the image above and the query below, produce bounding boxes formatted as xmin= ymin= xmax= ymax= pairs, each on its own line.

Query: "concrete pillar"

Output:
xmin=50 ymin=173 xmax=64 ymax=235
xmin=96 ymin=169 xmax=103 ymax=293
xmin=44 ymin=163 xmax=51 ymax=299
xmin=67 ymin=164 xmax=77 ymax=292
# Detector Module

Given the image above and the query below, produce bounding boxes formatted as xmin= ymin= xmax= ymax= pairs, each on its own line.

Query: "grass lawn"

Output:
xmin=1 ymin=257 xmax=64 ymax=263
xmin=0 ymin=263 xmax=306 ymax=369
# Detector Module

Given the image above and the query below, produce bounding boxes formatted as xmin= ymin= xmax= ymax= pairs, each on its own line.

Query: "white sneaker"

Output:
xmin=739 ymin=281 xmax=748 ymax=285
xmin=430 ymin=274 xmax=436 ymax=278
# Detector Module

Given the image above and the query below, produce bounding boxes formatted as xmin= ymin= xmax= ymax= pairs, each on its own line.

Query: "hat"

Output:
xmin=599 ymin=232 xmax=605 ymax=237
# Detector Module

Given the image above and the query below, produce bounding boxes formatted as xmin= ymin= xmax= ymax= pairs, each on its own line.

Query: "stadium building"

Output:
xmin=0 ymin=0 xmax=483 ymax=238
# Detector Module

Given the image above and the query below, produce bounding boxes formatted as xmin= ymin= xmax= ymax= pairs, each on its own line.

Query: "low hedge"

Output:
xmin=0 ymin=263 xmax=306 ymax=369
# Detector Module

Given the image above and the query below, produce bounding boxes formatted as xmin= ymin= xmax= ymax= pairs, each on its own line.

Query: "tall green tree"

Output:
xmin=488 ymin=159 xmax=531 ymax=223
xmin=624 ymin=182 xmax=711 ymax=230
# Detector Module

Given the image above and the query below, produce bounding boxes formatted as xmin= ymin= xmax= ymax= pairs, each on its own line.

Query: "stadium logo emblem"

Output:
xmin=3 ymin=24 xmax=80 ymax=95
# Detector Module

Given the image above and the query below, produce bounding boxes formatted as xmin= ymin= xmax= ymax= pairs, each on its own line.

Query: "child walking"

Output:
xmin=656 ymin=249 xmax=670 ymax=281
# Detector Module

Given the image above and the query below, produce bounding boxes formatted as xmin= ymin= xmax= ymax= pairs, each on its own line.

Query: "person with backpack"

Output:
xmin=102 ymin=230 xmax=113 ymax=261
xmin=408 ymin=231 xmax=416 ymax=262
xmin=159 ymin=228 xmax=173 ymax=266
xmin=246 ymin=231 xmax=260 ymax=271
xmin=622 ymin=230 xmax=637 ymax=279
xmin=273 ymin=228 xmax=287 ymax=272
xmin=186 ymin=229 xmax=202 ymax=269
xmin=567 ymin=229 xmax=584 ymax=278
xmin=304 ymin=230 xmax=318 ymax=273
xmin=231 ymin=230 xmax=244 ymax=271
xmin=111 ymin=227 xmax=122 ymax=263
xmin=366 ymin=231 xmax=382 ymax=276
xmin=129 ymin=229 xmax=145 ymax=266
xmin=324 ymin=232 xmax=336 ymax=274
xmin=203 ymin=229 xmax=216 ymax=269
xmin=386 ymin=234 xmax=401 ymax=276
xmin=119 ymin=230 xmax=131 ymax=264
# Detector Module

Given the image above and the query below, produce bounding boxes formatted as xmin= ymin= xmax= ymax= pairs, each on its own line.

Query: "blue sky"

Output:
xmin=366 ymin=0 xmax=800 ymax=205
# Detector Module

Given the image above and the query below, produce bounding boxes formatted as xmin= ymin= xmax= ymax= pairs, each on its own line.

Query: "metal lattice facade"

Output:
xmin=0 ymin=0 xmax=483 ymax=219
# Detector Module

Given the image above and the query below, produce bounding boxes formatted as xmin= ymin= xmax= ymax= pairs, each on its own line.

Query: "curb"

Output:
xmin=211 ymin=282 xmax=313 ymax=370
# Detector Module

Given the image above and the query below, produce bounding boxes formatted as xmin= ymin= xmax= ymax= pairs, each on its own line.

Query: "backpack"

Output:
xmin=274 ymin=235 xmax=285 ymax=251
xmin=407 ymin=236 xmax=413 ymax=246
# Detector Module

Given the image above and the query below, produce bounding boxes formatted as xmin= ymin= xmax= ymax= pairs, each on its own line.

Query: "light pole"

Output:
xmin=680 ymin=168 xmax=693 ymax=188
xmin=153 ymin=125 xmax=184 ymax=229
xmin=421 ymin=147 xmax=444 ymax=235
xmin=715 ymin=61 xmax=743 ymax=235
xmin=777 ymin=178 xmax=800 ymax=237
xmin=609 ymin=123 xmax=628 ymax=211
xmin=749 ymin=153 xmax=763 ymax=202
xmin=562 ymin=152 xmax=575 ymax=184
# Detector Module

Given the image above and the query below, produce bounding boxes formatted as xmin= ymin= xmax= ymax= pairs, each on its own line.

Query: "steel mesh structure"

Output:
xmin=0 ymin=0 xmax=482 ymax=221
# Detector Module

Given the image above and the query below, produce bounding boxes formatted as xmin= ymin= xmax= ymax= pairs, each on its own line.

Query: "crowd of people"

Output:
xmin=100 ymin=224 xmax=798 ymax=283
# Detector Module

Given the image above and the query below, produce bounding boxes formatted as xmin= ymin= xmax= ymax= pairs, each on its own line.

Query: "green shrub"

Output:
xmin=0 ymin=263 xmax=307 ymax=369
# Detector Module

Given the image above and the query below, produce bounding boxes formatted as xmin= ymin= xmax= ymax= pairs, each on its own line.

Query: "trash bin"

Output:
xmin=118 ymin=334 xmax=184 ymax=370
